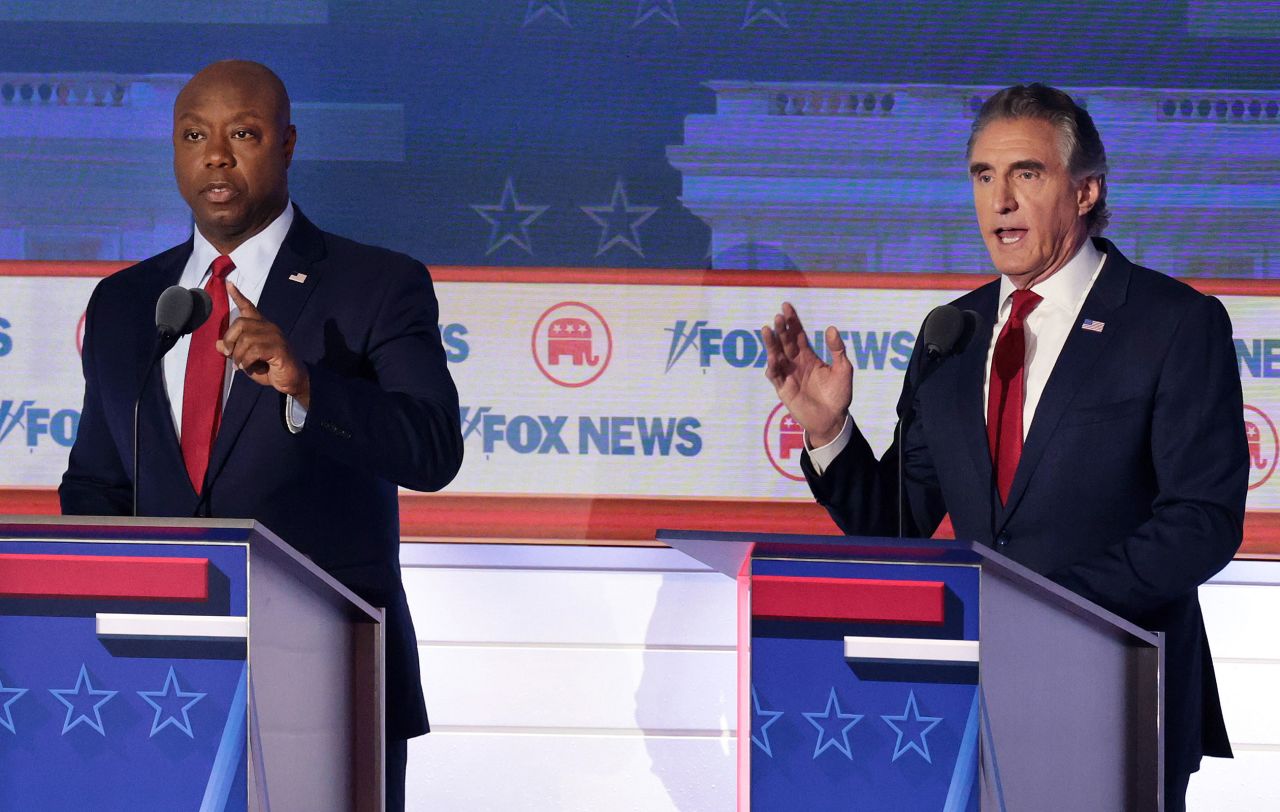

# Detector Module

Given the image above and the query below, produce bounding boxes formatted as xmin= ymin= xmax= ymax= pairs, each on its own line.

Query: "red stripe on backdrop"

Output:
xmin=752 ymin=575 xmax=946 ymax=625
xmin=1 ymin=261 xmax=1278 ymax=296
xmin=2 ymin=489 xmax=1278 ymax=556
xmin=0 ymin=553 xmax=209 ymax=600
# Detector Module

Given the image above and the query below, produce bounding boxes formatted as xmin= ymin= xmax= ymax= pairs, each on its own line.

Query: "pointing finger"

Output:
xmin=225 ymin=280 xmax=259 ymax=318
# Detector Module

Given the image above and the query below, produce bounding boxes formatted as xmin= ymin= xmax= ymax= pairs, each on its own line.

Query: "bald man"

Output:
xmin=62 ymin=61 xmax=463 ymax=810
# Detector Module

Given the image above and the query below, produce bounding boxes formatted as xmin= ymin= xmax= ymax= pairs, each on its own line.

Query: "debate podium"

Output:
xmin=659 ymin=530 xmax=1164 ymax=812
xmin=0 ymin=516 xmax=385 ymax=812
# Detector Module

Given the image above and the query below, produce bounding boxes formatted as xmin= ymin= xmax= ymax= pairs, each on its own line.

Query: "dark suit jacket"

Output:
xmin=803 ymin=239 xmax=1247 ymax=776
xmin=60 ymin=208 xmax=464 ymax=740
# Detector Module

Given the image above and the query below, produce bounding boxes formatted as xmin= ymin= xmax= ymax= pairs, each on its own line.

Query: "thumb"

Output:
xmin=824 ymin=326 xmax=847 ymax=359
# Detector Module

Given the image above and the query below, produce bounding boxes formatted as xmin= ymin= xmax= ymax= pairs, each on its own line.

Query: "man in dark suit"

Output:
xmin=763 ymin=84 xmax=1247 ymax=810
xmin=60 ymin=60 xmax=463 ymax=811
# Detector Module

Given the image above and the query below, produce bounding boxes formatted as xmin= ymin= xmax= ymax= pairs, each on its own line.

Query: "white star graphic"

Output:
xmin=743 ymin=0 xmax=788 ymax=28
xmin=49 ymin=664 xmax=117 ymax=736
xmin=802 ymin=687 xmax=863 ymax=759
xmin=524 ymin=0 xmax=571 ymax=27
xmin=580 ymin=178 xmax=658 ymax=257
xmin=634 ymin=0 xmax=679 ymax=28
xmin=881 ymin=690 xmax=943 ymax=763
xmin=138 ymin=667 xmax=207 ymax=738
xmin=471 ymin=177 xmax=550 ymax=256
xmin=0 ymin=679 xmax=28 ymax=734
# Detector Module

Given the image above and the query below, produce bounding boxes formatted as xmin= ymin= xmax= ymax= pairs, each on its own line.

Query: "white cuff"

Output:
xmin=285 ymin=395 xmax=308 ymax=434
xmin=805 ymin=414 xmax=853 ymax=476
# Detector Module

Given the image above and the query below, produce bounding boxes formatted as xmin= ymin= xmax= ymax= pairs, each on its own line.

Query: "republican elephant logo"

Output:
xmin=547 ymin=318 xmax=599 ymax=366
xmin=763 ymin=402 xmax=807 ymax=482
xmin=1244 ymin=405 xmax=1278 ymax=491
xmin=532 ymin=302 xmax=613 ymax=388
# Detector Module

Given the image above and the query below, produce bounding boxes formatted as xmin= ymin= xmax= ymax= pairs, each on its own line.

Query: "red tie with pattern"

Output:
xmin=987 ymin=288 xmax=1042 ymax=504
xmin=181 ymin=255 xmax=234 ymax=492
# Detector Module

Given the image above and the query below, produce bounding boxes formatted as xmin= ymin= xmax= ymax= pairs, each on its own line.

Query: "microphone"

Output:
xmin=134 ymin=286 xmax=214 ymax=516
xmin=921 ymin=305 xmax=979 ymax=361
xmin=897 ymin=305 xmax=982 ymax=536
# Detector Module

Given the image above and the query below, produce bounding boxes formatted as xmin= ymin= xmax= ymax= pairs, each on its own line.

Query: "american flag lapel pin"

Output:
xmin=1081 ymin=318 xmax=1105 ymax=333
xmin=287 ymin=272 xmax=308 ymax=284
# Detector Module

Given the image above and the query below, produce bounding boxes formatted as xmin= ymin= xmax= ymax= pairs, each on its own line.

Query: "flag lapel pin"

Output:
xmin=1081 ymin=319 xmax=1104 ymax=333
xmin=288 ymin=272 xmax=308 ymax=284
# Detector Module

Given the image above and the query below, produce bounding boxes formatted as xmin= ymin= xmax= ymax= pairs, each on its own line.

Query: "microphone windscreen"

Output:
xmin=922 ymin=305 xmax=965 ymax=358
xmin=155 ymin=285 xmax=195 ymax=338
xmin=184 ymin=288 xmax=213 ymax=335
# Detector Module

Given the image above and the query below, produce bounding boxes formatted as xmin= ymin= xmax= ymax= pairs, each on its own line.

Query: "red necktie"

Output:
xmin=987 ymin=288 xmax=1042 ymax=504
xmin=181 ymin=255 xmax=234 ymax=493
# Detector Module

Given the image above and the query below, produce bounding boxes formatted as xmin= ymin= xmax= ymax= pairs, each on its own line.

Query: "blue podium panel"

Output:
xmin=750 ymin=558 xmax=981 ymax=812
xmin=0 ymin=539 xmax=248 ymax=812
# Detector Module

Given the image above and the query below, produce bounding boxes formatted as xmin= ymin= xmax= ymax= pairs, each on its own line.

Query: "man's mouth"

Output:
xmin=995 ymin=227 xmax=1027 ymax=245
xmin=201 ymin=182 xmax=238 ymax=204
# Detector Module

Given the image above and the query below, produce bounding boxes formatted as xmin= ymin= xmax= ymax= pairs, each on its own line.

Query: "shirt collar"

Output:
xmin=189 ymin=201 xmax=295 ymax=297
xmin=997 ymin=236 xmax=1104 ymax=318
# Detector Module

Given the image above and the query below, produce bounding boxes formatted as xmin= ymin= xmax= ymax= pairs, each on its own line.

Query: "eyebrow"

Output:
xmin=968 ymin=159 xmax=1048 ymax=176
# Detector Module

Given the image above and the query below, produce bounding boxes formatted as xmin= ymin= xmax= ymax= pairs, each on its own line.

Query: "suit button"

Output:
xmin=995 ymin=532 xmax=1010 ymax=549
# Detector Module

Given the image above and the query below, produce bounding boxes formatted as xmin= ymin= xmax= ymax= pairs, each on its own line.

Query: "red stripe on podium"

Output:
xmin=0 ymin=554 xmax=209 ymax=601
xmin=752 ymin=576 xmax=946 ymax=625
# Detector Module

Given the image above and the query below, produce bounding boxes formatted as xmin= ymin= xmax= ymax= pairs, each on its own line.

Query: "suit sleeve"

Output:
xmin=59 ymin=283 xmax=133 ymax=516
xmin=1049 ymin=294 xmax=1247 ymax=617
xmin=802 ymin=331 xmax=948 ymax=538
xmin=297 ymin=262 xmax=463 ymax=492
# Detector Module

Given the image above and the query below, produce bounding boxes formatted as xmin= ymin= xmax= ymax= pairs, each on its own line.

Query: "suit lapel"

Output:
xmin=137 ymin=244 xmax=196 ymax=497
xmin=997 ymin=243 xmax=1130 ymax=527
xmin=954 ymin=283 xmax=999 ymax=487
xmin=203 ymin=211 xmax=326 ymax=491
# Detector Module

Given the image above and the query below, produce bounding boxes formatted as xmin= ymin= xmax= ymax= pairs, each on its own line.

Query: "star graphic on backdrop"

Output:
xmin=881 ymin=690 xmax=943 ymax=763
xmin=471 ymin=178 xmax=550 ymax=256
xmin=742 ymin=0 xmax=788 ymax=28
xmin=524 ymin=0 xmax=571 ymax=27
xmin=138 ymin=667 xmax=206 ymax=738
xmin=50 ymin=664 xmax=117 ymax=736
xmin=750 ymin=686 xmax=784 ymax=757
xmin=0 ymin=679 xmax=28 ymax=734
xmin=802 ymin=687 xmax=862 ymax=759
xmin=633 ymin=0 xmax=679 ymax=28
xmin=580 ymin=178 xmax=658 ymax=257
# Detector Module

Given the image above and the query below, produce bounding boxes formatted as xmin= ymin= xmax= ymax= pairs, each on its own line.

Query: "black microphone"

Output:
xmin=897 ymin=305 xmax=983 ymax=536
xmin=133 ymin=286 xmax=214 ymax=516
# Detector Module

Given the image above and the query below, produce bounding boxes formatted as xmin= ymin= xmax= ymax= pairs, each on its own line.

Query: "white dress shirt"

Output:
xmin=162 ymin=202 xmax=299 ymax=438
xmin=809 ymin=238 xmax=1107 ymax=474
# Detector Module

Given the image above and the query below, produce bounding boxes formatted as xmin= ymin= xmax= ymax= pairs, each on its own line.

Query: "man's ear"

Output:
xmin=282 ymin=124 xmax=297 ymax=169
xmin=1077 ymin=174 xmax=1103 ymax=215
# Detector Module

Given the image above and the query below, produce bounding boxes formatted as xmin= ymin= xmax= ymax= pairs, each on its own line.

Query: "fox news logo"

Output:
xmin=664 ymin=320 xmax=913 ymax=372
xmin=0 ymin=400 xmax=80 ymax=448
xmin=439 ymin=322 xmax=470 ymax=363
xmin=0 ymin=316 xmax=11 ymax=357
xmin=532 ymin=302 xmax=613 ymax=387
xmin=1235 ymin=339 xmax=1280 ymax=378
xmin=460 ymin=406 xmax=701 ymax=457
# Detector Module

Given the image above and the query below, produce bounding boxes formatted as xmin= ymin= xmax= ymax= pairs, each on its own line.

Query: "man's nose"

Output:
xmin=991 ymin=177 xmax=1016 ymax=213
xmin=204 ymin=135 xmax=234 ymax=168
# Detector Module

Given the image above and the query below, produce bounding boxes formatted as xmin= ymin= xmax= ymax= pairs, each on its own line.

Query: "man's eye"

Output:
xmin=184 ymin=131 xmax=204 ymax=141
xmin=231 ymin=130 xmax=255 ymax=140
xmin=1019 ymin=171 xmax=1038 ymax=180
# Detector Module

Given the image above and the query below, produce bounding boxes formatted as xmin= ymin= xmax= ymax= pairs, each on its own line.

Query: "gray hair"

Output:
xmin=966 ymin=83 xmax=1110 ymax=235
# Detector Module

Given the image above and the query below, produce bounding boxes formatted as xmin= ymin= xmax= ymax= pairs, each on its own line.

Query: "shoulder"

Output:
xmin=316 ymin=229 xmax=429 ymax=281
xmin=1106 ymin=242 xmax=1225 ymax=324
xmin=89 ymin=242 xmax=189 ymax=309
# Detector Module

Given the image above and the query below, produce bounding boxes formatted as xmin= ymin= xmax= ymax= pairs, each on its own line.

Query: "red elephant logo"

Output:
xmin=547 ymin=318 xmax=599 ymax=366
xmin=1244 ymin=405 xmax=1278 ymax=491
xmin=763 ymin=402 xmax=807 ymax=482
xmin=778 ymin=413 xmax=804 ymax=459
xmin=532 ymin=302 xmax=613 ymax=388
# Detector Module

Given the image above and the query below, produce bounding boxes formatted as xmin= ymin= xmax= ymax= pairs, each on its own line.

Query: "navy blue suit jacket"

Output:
xmin=60 ymin=209 xmax=464 ymax=740
xmin=803 ymin=239 xmax=1247 ymax=775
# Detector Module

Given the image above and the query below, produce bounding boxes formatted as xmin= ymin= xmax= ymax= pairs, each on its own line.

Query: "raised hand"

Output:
xmin=761 ymin=302 xmax=852 ymax=447
xmin=217 ymin=281 xmax=311 ymax=407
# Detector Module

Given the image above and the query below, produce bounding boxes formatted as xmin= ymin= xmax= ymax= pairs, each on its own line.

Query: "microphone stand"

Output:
xmin=133 ymin=333 xmax=178 ymax=517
